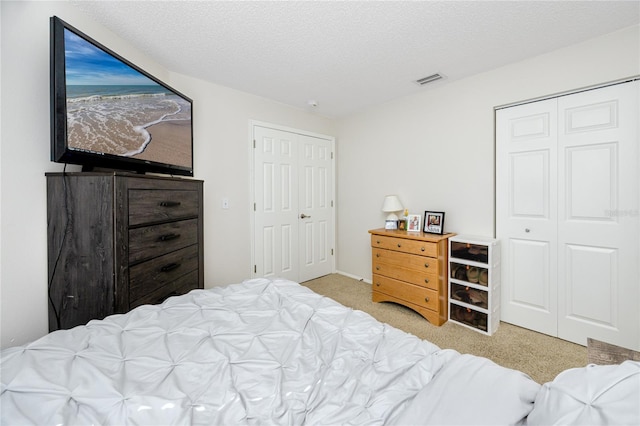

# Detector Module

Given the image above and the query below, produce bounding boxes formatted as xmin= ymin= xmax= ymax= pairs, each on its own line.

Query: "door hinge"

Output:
xmin=254 ymin=202 xmax=256 ymax=211
xmin=253 ymin=139 xmax=256 ymax=148
xmin=254 ymin=265 xmax=257 ymax=273
xmin=331 ymin=200 xmax=334 ymax=207
xmin=331 ymin=249 xmax=334 ymax=255
xmin=331 ymin=152 xmax=334 ymax=160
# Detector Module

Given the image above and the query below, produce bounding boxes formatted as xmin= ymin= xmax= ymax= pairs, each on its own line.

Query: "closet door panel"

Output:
xmin=558 ymin=82 xmax=639 ymax=349
xmin=564 ymin=244 xmax=618 ymax=327
xmin=497 ymin=99 xmax=558 ymax=336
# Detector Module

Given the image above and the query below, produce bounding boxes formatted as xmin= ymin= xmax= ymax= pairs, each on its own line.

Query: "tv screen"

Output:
xmin=50 ymin=16 xmax=194 ymax=176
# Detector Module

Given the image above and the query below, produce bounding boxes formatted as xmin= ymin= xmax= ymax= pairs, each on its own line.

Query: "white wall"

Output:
xmin=336 ymin=24 xmax=640 ymax=281
xmin=0 ymin=1 xmax=335 ymax=349
xmin=2 ymin=0 xmax=638 ymax=349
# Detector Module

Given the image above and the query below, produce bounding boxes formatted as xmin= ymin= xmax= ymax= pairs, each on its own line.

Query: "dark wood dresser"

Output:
xmin=46 ymin=172 xmax=204 ymax=331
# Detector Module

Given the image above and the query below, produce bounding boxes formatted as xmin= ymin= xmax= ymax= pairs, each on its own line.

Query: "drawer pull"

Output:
xmin=375 ymin=282 xmax=380 ymax=287
xmin=397 ymin=243 xmax=402 ymax=247
xmin=425 ymin=297 xmax=430 ymax=303
xmin=159 ymin=201 xmax=181 ymax=207
xmin=424 ymin=278 xmax=430 ymax=284
xmin=376 ymin=240 xmax=381 ymax=244
xmin=158 ymin=233 xmax=181 ymax=242
xmin=160 ymin=262 xmax=181 ymax=272
xmin=421 ymin=247 xmax=425 ymax=252
xmin=424 ymin=262 xmax=430 ymax=268
xmin=376 ymin=253 xmax=380 ymax=257
xmin=376 ymin=266 xmax=380 ymax=270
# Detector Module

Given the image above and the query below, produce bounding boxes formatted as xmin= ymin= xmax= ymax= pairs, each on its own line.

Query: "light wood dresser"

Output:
xmin=369 ymin=228 xmax=455 ymax=326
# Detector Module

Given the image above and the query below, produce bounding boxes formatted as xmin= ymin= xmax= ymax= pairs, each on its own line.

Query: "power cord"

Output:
xmin=47 ymin=164 xmax=72 ymax=331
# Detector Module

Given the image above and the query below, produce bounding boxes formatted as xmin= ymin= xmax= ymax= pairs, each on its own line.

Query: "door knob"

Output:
xmin=300 ymin=214 xmax=311 ymax=219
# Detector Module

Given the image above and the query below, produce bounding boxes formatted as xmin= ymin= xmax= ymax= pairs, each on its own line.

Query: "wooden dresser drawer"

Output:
xmin=129 ymin=270 xmax=199 ymax=309
xmin=372 ymin=247 xmax=438 ymax=271
xmin=372 ymin=261 xmax=438 ymax=290
xmin=129 ymin=219 xmax=198 ymax=264
xmin=129 ymin=189 xmax=199 ymax=226
xmin=371 ymin=234 xmax=437 ymax=257
xmin=373 ymin=274 xmax=438 ymax=312
xmin=129 ymin=245 xmax=199 ymax=302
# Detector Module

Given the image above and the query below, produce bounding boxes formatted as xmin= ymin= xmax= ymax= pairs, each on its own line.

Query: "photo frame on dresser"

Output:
xmin=424 ymin=211 xmax=445 ymax=234
xmin=407 ymin=214 xmax=421 ymax=232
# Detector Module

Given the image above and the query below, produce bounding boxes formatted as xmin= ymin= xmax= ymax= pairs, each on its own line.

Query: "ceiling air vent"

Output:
xmin=415 ymin=73 xmax=443 ymax=86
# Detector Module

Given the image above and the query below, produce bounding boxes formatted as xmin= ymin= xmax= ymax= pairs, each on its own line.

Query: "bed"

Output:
xmin=2 ymin=278 xmax=638 ymax=425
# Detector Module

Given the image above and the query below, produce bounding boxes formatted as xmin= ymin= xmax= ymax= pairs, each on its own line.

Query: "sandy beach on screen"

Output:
xmin=134 ymin=120 xmax=192 ymax=168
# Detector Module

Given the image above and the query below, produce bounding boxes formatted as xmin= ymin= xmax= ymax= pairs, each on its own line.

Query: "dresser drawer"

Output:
xmin=372 ymin=260 xmax=438 ymax=290
xmin=373 ymin=274 xmax=438 ymax=311
xmin=129 ymin=219 xmax=198 ymax=264
xmin=129 ymin=245 xmax=199 ymax=302
xmin=129 ymin=189 xmax=199 ymax=226
xmin=372 ymin=247 xmax=437 ymax=272
xmin=371 ymin=234 xmax=437 ymax=257
xmin=129 ymin=270 xmax=199 ymax=309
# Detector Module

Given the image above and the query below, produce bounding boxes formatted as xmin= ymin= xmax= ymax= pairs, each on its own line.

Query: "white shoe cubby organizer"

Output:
xmin=448 ymin=235 xmax=500 ymax=335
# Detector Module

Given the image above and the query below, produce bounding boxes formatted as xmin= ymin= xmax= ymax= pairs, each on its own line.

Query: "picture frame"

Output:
xmin=407 ymin=214 xmax=421 ymax=232
xmin=397 ymin=219 xmax=407 ymax=231
xmin=423 ymin=211 xmax=445 ymax=234
xmin=385 ymin=219 xmax=398 ymax=230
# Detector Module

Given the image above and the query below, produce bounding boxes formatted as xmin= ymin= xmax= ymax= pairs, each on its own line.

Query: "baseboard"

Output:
xmin=335 ymin=270 xmax=372 ymax=284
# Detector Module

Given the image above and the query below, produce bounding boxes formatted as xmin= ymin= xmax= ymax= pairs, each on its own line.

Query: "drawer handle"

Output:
xmin=159 ymin=201 xmax=181 ymax=207
xmin=424 ymin=278 xmax=430 ymax=284
xmin=421 ymin=247 xmax=425 ymax=252
xmin=376 ymin=266 xmax=380 ymax=270
xmin=425 ymin=297 xmax=430 ymax=303
xmin=397 ymin=243 xmax=402 ymax=248
xmin=376 ymin=282 xmax=380 ymax=287
xmin=376 ymin=253 xmax=380 ymax=257
xmin=424 ymin=262 xmax=430 ymax=268
xmin=376 ymin=240 xmax=381 ymax=244
xmin=160 ymin=262 xmax=181 ymax=272
xmin=159 ymin=233 xmax=181 ymax=242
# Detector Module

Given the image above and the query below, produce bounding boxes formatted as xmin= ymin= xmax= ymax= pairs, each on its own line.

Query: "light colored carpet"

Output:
xmin=301 ymin=273 xmax=587 ymax=384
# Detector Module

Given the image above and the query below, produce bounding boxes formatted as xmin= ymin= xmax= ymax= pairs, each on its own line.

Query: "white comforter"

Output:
xmin=2 ymin=278 xmax=457 ymax=425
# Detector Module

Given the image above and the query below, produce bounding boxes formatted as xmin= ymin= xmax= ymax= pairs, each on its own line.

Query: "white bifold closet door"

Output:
xmin=253 ymin=125 xmax=335 ymax=283
xmin=497 ymin=80 xmax=639 ymax=350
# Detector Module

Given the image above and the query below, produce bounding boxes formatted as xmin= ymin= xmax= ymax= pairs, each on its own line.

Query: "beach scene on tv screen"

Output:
xmin=64 ymin=29 xmax=192 ymax=169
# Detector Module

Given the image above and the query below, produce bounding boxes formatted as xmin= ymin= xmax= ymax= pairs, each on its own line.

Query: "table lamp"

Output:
xmin=382 ymin=195 xmax=403 ymax=221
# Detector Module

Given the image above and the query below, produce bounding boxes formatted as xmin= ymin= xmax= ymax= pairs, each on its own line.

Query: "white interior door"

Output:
xmin=298 ymin=134 xmax=334 ymax=282
xmin=253 ymin=126 xmax=299 ymax=281
xmin=496 ymin=99 xmax=559 ymax=336
xmin=497 ymin=80 xmax=639 ymax=349
xmin=253 ymin=124 xmax=335 ymax=282
xmin=556 ymin=83 xmax=639 ymax=349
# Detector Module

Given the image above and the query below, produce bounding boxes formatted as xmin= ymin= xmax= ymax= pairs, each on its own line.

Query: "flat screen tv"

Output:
xmin=50 ymin=16 xmax=193 ymax=176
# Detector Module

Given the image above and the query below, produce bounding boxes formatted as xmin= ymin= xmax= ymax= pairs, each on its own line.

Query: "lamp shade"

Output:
xmin=382 ymin=195 xmax=403 ymax=221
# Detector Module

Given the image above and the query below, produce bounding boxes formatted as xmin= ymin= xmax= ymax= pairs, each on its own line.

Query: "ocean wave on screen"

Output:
xmin=67 ymin=92 xmax=170 ymax=104
xmin=66 ymin=94 xmax=191 ymax=156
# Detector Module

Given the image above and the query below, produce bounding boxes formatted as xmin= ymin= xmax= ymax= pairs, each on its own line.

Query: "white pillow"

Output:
xmin=527 ymin=360 xmax=640 ymax=426
xmin=394 ymin=350 xmax=540 ymax=425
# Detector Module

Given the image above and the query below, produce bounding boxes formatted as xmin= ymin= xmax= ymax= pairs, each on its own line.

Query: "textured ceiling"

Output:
xmin=71 ymin=1 xmax=640 ymax=118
